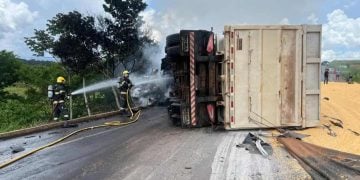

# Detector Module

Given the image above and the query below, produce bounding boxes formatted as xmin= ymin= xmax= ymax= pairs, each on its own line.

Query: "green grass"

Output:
xmin=0 ymin=99 xmax=51 ymax=133
xmin=4 ymin=84 xmax=28 ymax=97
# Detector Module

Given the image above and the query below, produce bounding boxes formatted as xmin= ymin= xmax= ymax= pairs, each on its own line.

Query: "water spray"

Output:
xmin=70 ymin=76 xmax=173 ymax=96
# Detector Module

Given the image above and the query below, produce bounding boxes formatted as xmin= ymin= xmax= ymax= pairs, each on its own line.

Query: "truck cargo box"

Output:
xmin=222 ymin=25 xmax=321 ymax=129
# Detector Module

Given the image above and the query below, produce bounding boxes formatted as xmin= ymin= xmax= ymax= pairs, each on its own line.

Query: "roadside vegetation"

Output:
xmin=0 ymin=0 xmax=156 ymax=133
xmin=324 ymin=60 xmax=360 ymax=83
xmin=332 ymin=60 xmax=360 ymax=82
xmin=0 ymin=51 xmax=64 ymax=132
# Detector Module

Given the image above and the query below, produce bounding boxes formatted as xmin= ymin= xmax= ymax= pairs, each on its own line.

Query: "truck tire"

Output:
xmin=166 ymin=55 xmax=179 ymax=62
xmin=161 ymin=58 xmax=167 ymax=70
xmin=166 ymin=45 xmax=180 ymax=57
xmin=166 ymin=33 xmax=180 ymax=47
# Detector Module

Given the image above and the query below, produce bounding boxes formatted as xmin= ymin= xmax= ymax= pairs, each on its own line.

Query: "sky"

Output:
xmin=0 ymin=0 xmax=360 ymax=61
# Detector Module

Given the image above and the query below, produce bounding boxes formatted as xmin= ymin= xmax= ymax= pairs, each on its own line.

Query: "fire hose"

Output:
xmin=0 ymin=89 xmax=140 ymax=169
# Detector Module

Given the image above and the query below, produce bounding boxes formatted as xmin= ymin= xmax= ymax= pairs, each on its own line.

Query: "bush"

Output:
xmin=0 ymin=99 xmax=51 ymax=133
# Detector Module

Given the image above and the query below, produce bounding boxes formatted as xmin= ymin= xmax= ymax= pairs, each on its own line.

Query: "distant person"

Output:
xmin=348 ymin=74 xmax=353 ymax=84
xmin=50 ymin=76 xmax=69 ymax=121
xmin=324 ymin=69 xmax=329 ymax=84
xmin=336 ymin=71 xmax=340 ymax=81
xmin=118 ymin=70 xmax=134 ymax=115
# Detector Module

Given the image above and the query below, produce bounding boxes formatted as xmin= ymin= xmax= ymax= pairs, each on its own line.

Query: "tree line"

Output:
xmin=0 ymin=0 xmax=158 ymax=132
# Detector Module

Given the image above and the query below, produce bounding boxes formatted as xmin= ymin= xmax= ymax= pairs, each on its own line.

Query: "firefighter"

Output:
xmin=51 ymin=76 xmax=69 ymax=121
xmin=118 ymin=70 xmax=133 ymax=114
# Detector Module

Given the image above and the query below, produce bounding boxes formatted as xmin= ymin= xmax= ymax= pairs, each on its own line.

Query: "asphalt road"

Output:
xmin=0 ymin=107 xmax=309 ymax=180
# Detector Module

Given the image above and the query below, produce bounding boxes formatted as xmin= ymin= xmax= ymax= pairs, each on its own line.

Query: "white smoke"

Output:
xmin=141 ymin=43 xmax=163 ymax=73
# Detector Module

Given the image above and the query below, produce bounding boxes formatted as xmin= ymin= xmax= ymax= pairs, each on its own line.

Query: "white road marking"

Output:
xmin=210 ymin=133 xmax=235 ymax=180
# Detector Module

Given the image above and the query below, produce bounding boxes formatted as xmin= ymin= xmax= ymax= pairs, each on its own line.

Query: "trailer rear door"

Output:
xmin=223 ymin=25 xmax=321 ymax=129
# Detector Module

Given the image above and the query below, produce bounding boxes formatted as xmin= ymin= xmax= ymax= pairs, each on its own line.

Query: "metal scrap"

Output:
xmin=330 ymin=118 xmax=343 ymax=124
xmin=255 ymin=139 xmax=269 ymax=156
xmin=324 ymin=115 xmax=344 ymax=124
xmin=10 ymin=145 xmax=25 ymax=154
xmin=24 ymin=135 xmax=36 ymax=139
xmin=348 ymin=129 xmax=360 ymax=136
xmin=237 ymin=133 xmax=273 ymax=157
xmin=279 ymin=131 xmax=310 ymax=140
xmin=257 ymin=130 xmax=310 ymax=140
xmin=256 ymin=130 xmax=280 ymax=137
xmin=323 ymin=124 xmax=337 ymax=137
xmin=278 ymin=137 xmax=360 ymax=179
xmin=329 ymin=120 xmax=343 ymax=128
xmin=62 ymin=123 xmax=79 ymax=128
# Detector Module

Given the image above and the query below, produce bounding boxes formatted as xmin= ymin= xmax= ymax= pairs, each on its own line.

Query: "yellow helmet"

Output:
xmin=57 ymin=76 xmax=66 ymax=84
xmin=123 ymin=70 xmax=129 ymax=76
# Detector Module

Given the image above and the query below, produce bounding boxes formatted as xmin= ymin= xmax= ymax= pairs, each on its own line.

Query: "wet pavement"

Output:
xmin=0 ymin=107 xmax=309 ymax=180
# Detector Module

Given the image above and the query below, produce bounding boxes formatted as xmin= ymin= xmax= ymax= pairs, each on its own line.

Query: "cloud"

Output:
xmin=0 ymin=0 xmax=103 ymax=58
xmin=140 ymin=1 xmax=360 ymax=63
xmin=322 ymin=49 xmax=360 ymax=61
xmin=307 ymin=13 xmax=319 ymax=24
xmin=0 ymin=0 xmax=38 ymax=36
xmin=322 ymin=50 xmax=337 ymax=61
xmin=279 ymin=18 xmax=290 ymax=24
xmin=323 ymin=9 xmax=360 ymax=48
xmin=141 ymin=0 xmax=324 ymax=39
xmin=2 ymin=0 xmax=359 ymax=62
xmin=321 ymin=9 xmax=360 ymax=61
xmin=344 ymin=0 xmax=357 ymax=8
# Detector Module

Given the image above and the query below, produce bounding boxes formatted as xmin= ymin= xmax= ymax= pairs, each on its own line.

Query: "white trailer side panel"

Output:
xmin=223 ymin=25 xmax=321 ymax=129
xmin=303 ymin=25 xmax=322 ymax=127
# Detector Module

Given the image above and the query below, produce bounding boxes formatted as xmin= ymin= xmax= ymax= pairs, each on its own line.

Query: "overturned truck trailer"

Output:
xmin=162 ymin=25 xmax=321 ymax=129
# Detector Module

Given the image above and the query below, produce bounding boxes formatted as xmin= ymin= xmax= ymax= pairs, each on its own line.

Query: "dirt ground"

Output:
xmin=297 ymin=82 xmax=360 ymax=155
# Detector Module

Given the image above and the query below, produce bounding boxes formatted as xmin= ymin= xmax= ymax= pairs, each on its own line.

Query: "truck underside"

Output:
xmin=162 ymin=30 xmax=224 ymax=127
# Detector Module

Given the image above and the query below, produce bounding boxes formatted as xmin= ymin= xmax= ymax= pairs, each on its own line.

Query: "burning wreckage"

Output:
xmin=131 ymin=74 xmax=173 ymax=108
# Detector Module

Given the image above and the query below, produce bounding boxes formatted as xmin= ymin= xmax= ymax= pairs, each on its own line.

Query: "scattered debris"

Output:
xmin=236 ymin=133 xmax=273 ymax=157
xmin=280 ymin=131 xmax=310 ymax=140
xmin=62 ymin=122 xmax=79 ymax=128
xmin=329 ymin=120 xmax=344 ymax=128
xmin=185 ymin=166 xmax=192 ymax=169
xmin=24 ymin=135 xmax=36 ymax=139
xmin=348 ymin=129 xmax=360 ymax=136
xmin=256 ymin=130 xmax=279 ymax=137
xmin=330 ymin=118 xmax=343 ymax=124
xmin=323 ymin=97 xmax=330 ymax=101
xmin=39 ymin=135 xmax=41 ymax=138
xmin=323 ymin=124 xmax=337 ymax=137
xmin=10 ymin=145 xmax=25 ymax=154
xmin=255 ymin=139 xmax=269 ymax=156
xmin=48 ymin=131 xmax=60 ymax=135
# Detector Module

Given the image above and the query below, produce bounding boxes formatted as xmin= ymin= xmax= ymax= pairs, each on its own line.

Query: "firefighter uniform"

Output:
xmin=52 ymin=76 xmax=69 ymax=121
xmin=118 ymin=70 xmax=133 ymax=111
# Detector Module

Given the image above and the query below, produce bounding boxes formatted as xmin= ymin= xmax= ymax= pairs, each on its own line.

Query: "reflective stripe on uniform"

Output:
xmin=120 ymin=92 xmax=127 ymax=95
xmin=59 ymin=90 xmax=65 ymax=94
xmin=53 ymin=101 xmax=58 ymax=104
xmin=64 ymin=115 xmax=69 ymax=118
xmin=55 ymin=92 xmax=60 ymax=95
xmin=59 ymin=100 xmax=65 ymax=103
